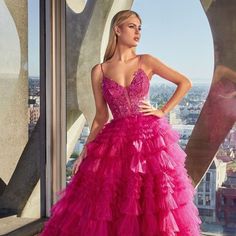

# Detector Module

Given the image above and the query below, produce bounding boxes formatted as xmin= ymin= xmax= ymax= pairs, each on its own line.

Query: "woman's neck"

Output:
xmin=112 ymin=46 xmax=136 ymax=63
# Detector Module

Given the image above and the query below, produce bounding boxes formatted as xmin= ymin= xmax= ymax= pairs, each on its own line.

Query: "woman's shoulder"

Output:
xmin=91 ymin=63 xmax=103 ymax=81
xmin=91 ymin=54 xmax=156 ymax=71
xmin=139 ymin=53 xmax=159 ymax=70
xmin=140 ymin=53 xmax=155 ymax=61
xmin=91 ymin=62 xmax=102 ymax=71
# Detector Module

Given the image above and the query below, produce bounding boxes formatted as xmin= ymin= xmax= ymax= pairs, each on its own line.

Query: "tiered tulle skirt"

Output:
xmin=40 ymin=114 xmax=202 ymax=236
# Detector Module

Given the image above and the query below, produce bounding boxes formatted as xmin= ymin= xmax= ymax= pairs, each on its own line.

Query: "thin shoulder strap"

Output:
xmin=138 ymin=55 xmax=142 ymax=69
xmin=100 ymin=63 xmax=105 ymax=77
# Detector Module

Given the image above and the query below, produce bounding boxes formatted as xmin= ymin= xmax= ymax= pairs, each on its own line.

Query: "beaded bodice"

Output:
xmin=101 ymin=56 xmax=150 ymax=120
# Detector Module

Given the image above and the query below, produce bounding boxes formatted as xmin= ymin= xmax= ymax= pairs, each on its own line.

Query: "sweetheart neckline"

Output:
xmin=102 ymin=68 xmax=150 ymax=89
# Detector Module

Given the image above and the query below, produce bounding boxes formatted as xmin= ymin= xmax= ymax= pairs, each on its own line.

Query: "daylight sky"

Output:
xmin=29 ymin=0 xmax=214 ymax=84
xmin=132 ymin=0 xmax=214 ymax=84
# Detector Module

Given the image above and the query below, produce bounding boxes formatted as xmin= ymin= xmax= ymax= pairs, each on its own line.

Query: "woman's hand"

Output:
xmin=71 ymin=146 xmax=87 ymax=176
xmin=138 ymin=100 xmax=166 ymax=118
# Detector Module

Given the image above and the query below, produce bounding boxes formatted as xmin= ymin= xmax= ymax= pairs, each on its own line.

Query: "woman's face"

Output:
xmin=115 ymin=15 xmax=141 ymax=47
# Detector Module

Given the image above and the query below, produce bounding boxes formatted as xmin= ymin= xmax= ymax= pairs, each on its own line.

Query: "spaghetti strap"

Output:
xmin=138 ymin=55 xmax=142 ymax=69
xmin=100 ymin=63 xmax=105 ymax=77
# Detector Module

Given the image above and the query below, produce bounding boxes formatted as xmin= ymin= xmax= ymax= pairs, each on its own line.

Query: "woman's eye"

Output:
xmin=128 ymin=25 xmax=141 ymax=31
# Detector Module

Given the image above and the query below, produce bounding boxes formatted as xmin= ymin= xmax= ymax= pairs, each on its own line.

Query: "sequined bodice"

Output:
xmin=102 ymin=68 xmax=150 ymax=120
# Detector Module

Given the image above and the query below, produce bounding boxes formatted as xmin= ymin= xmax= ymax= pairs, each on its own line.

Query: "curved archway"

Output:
xmin=66 ymin=0 xmax=87 ymax=13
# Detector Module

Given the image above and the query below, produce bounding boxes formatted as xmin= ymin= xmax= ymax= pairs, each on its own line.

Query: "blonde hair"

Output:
xmin=103 ymin=10 xmax=142 ymax=62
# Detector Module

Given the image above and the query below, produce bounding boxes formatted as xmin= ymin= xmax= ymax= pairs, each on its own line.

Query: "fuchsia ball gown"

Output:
xmin=40 ymin=55 xmax=202 ymax=236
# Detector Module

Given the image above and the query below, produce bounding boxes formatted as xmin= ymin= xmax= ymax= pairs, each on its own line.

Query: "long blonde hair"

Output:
xmin=103 ymin=10 xmax=142 ymax=62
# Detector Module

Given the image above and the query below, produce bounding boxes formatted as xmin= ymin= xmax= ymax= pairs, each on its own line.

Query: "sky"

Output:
xmin=28 ymin=0 xmax=214 ymax=84
xmin=28 ymin=0 xmax=39 ymax=77
xmin=132 ymin=0 xmax=214 ymax=84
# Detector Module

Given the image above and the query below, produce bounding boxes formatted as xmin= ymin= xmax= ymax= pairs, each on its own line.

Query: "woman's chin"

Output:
xmin=129 ymin=42 xmax=139 ymax=47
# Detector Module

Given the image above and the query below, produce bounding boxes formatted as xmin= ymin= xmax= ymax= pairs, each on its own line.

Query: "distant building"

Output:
xmin=172 ymin=124 xmax=194 ymax=148
xmin=169 ymin=105 xmax=182 ymax=125
xmin=28 ymin=106 xmax=40 ymax=124
xmin=71 ymin=122 xmax=90 ymax=154
xmin=28 ymin=79 xmax=40 ymax=137
xmin=195 ymin=158 xmax=227 ymax=223
xmin=216 ymin=171 xmax=236 ymax=227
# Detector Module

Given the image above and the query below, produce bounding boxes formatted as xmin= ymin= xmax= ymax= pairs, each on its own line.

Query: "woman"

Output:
xmin=40 ymin=10 xmax=202 ymax=236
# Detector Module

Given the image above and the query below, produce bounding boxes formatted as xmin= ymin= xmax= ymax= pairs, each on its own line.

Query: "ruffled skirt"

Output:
xmin=40 ymin=114 xmax=202 ymax=236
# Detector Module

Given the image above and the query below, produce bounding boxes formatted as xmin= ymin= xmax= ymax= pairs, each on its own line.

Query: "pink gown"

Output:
xmin=40 ymin=55 xmax=202 ymax=236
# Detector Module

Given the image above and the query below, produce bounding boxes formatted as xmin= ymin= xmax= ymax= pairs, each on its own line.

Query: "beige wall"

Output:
xmin=0 ymin=0 xmax=28 ymax=184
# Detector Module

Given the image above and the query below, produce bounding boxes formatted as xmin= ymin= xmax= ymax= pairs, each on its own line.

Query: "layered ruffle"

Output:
xmin=40 ymin=114 xmax=202 ymax=236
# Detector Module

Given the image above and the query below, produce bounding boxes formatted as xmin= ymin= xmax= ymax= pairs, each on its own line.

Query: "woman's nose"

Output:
xmin=135 ymin=28 xmax=139 ymax=33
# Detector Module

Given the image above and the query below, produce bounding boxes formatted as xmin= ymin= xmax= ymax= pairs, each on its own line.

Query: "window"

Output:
xmin=198 ymin=181 xmax=204 ymax=192
xmin=198 ymin=194 xmax=204 ymax=205
xmin=0 ymin=0 xmax=45 ymax=233
xmin=206 ymin=172 xmax=211 ymax=181
xmin=205 ymin=182 xmax=210 ymax=192
xmin=205 ymin=194 xmax=211 ymax=206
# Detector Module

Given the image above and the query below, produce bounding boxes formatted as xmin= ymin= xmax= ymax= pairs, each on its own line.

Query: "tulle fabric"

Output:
xmin=40 ymin=113 xmax=202 ymax=236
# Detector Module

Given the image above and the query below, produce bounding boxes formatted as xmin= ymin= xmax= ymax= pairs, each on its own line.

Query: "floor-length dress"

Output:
xmin=40 ymin=55 xmax=202 ymax=236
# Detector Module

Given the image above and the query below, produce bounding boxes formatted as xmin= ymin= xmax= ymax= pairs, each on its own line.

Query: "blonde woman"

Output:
xmin=40 ymin=10 xmax=202 ymax=235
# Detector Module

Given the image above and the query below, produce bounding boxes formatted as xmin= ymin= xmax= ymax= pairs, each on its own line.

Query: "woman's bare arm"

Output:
xmin=146 ymin=54 xmax=192 ymax=114
xmin=72 ymin=64 xmax=109 ymax=174
xmin=84 ymin=64 xmax=109 ymax=145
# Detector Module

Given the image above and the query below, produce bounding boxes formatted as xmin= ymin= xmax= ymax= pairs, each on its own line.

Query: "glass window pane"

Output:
xmin=0 ymin=0 xmax=42 ymax=233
